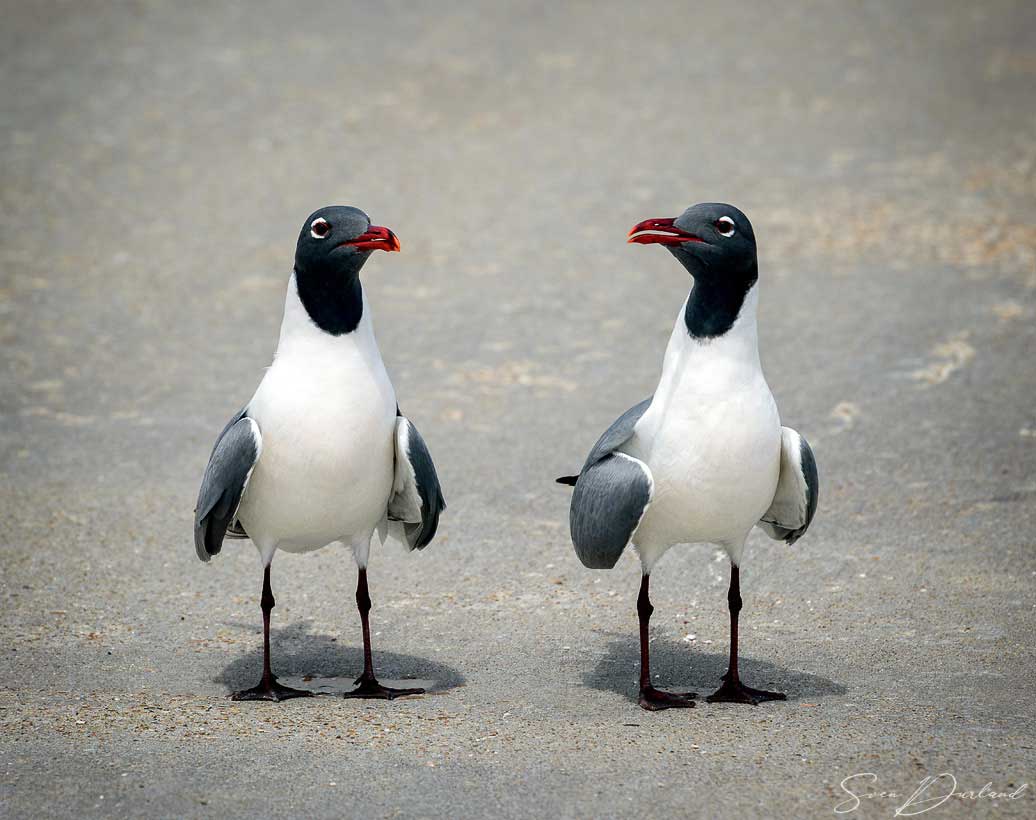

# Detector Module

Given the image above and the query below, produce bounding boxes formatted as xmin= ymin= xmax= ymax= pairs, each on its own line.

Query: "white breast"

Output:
xmin=623 ymin=286 xmax=781 ymax=566
xmin=237 ymin=275 xmax=397 ymax=558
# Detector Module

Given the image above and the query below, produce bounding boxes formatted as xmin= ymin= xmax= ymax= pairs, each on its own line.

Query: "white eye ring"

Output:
xmin=310 ymin=218 xmax=331 ymax=239
xmin=715 ymin=216 xmax=736 ymax=238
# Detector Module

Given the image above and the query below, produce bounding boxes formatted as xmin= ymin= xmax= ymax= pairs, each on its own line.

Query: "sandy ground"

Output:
xmin=2 ymin=1 xmax=1035 ymax=818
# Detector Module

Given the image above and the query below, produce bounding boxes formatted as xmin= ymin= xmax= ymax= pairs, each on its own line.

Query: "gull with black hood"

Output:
xmin=559 ymin=202 xmax=818 ymax=710
xmin=195 ymin=205 xmax=445 ymax=702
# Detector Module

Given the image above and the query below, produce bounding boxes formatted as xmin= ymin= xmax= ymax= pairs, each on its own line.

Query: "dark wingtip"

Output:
xmin=194 ymin=517 xmax=221 ymax=562
xmin=784 ymin=528 xmax=806 ymax=546
xmin=556 ymin=475 xmax=578 ymax=486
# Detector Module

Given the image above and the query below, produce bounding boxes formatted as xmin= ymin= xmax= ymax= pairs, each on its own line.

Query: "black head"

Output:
xmin=293 ymin=205 xmax=400 ymax=336
xmin=295 ymin=205 xmax=400 ymax=275
xmin=628 ymin=202 xmax=757 ymax=284
xmin=628 ymin=203 xmax=759 ymax=339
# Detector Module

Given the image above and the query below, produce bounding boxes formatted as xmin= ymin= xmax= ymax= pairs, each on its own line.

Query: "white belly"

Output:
xmin=625 ymin=381 xmax=780 ymax=552
xmin=236 ymin=288 xmax=397 ymax=556
xmin=621 ymin=286 xmax=781 ymax=567
xmin=239 ymin=359 xmax=396 ymax=554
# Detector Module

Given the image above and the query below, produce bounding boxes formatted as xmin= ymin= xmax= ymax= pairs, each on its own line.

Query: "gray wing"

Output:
xmin=570 ymin=452 xmax=653 ymax=569
xmin=757 ymin=427 xmax=818 ymax=545
xmin=556 ymin=396 xmax=652 ymax=484
xmin=194 ymin=414 xmax=262 ymax=561
xmin=387 ymin=414 xmax=446 ymax=551
xmin=581 ymin=396 xmax=652 ymax=472
xmin=557 ymin=397 xmax=654 ymax=568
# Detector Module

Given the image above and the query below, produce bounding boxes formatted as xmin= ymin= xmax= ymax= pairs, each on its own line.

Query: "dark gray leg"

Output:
xmin=232 ymin=564 xmax=313 ymax=702
xmin=707 ymin=564 xmax=786 ymax=705
xmin=637 ymin=574 xmax=696 ymax=711
xmin=343 ymin=568 xmax=424 ymax=700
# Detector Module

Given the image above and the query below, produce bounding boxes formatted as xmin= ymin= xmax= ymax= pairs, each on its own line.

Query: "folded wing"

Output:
xmin=570 ymin=452 xmax=653 ymax=569
xmin=387 ymin=414 xmax=446 ymax=550
xmin=757 ymin=426 xmax=818 ymax=545
xmin=556 ymin=396 xmax=652 ymax=485
xmin=561 ymin=397 xmax=655 ymax=569
xmin=194 ymin=413 xmax=262 ymax=561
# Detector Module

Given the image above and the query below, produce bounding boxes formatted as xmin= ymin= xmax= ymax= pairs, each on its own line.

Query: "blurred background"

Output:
xmin=2 ymin=1 xmax=1034 ymax=818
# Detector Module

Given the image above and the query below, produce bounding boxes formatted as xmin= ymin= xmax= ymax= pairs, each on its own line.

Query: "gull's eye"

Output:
xmin=310 ymin=218 xmax=331 ymax=239
xmin=715 ymin=216 xmax=736 ymax=238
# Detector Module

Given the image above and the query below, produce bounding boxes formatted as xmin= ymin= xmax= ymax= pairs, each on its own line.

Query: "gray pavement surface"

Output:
xmin=2 ymin=1 xmax=1035 ymax=818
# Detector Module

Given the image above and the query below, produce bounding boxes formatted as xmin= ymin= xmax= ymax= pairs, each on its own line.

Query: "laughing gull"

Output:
xmin=558 ymin=203 xmax=818 ymax=711
xmin=194 ymin=205 xmax=445 ymax=702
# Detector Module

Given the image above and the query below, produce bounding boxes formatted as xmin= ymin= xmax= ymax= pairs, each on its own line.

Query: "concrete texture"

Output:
xmin=2 ymin=1 xmax=1035 ymax=818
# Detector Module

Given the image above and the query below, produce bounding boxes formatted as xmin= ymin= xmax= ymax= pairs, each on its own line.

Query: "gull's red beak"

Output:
xmin=627 ymin=218 xmax=703 ymax=246
xmin=338 ymin=225 xmax=401 ymax=253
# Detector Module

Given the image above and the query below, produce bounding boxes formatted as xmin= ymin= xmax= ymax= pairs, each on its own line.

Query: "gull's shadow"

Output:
xmin=583 ymin=636 xmax=846 ymax=703
xmin=215 ymin=621 xmax=464 ymax=695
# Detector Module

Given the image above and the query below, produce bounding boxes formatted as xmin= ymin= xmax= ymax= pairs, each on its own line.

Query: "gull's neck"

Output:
xmin=275 ymin=272 xmax=380 ymax=360
xmin=661 ymin=283 xmax=763 ymax=386
xmin=683 ymin=274 xmax=757 ymax=339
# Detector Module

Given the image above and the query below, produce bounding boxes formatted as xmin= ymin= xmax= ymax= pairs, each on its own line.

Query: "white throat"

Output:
xmin=678 ymin=282 xmax=760 ymax=363
xmin=274 ymin=272 xmax=381 ymax=362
